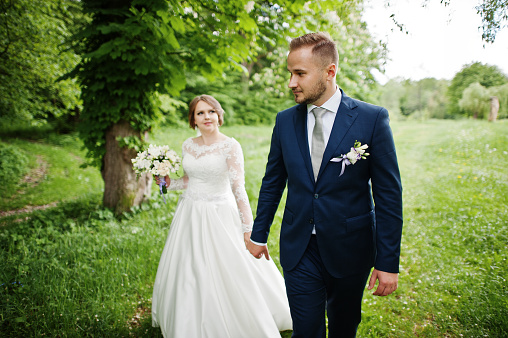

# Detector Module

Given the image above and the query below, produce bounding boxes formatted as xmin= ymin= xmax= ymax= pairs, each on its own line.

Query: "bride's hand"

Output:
xmin=246 ymin=240 xmax=271 ymax=260
xmin=243 ymin=231 xmax=252 ymax=248
xmin=154 ymin=175 xmax=170 ymax=186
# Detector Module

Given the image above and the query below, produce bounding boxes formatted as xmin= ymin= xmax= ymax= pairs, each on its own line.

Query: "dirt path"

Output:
xmin=0 ymin=155 xmax=57 ymax=221
xmin=0 ymin=202 xmax=59 ymax=218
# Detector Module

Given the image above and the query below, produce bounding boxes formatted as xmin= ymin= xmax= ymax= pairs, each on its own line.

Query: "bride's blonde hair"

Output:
xmin=188 ymin=95 xmax=225 ymax=129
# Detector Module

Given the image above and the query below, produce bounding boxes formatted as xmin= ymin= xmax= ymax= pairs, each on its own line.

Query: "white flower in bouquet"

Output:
xmin=147 ymin=144 xmax=162 ymax=158
xmin=152 ymin=160 xmax=173 ymax=177
xmin=166 ymin=149 xmax=179 ymax=163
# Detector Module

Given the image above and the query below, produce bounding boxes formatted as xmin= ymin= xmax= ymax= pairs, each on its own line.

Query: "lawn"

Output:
xmin=1 ymin=119 xmax=507 ymax=337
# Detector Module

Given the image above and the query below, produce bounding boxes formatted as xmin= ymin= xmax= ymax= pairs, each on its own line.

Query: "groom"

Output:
xmin=247 ymin=32 xmax=403 ymax=337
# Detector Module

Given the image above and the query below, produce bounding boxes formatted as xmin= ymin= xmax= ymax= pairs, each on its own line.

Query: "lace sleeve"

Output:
xmin=168 ymin=140 xmax=189 ymax=191
xmin=168 ymin=175 xmax=188 ymax=190
xmin=226 ymin=139 xmax=253 ymax=233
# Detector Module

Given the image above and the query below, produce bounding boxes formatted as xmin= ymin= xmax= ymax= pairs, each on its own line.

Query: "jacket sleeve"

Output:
xmin=251 ymin=114 xmax=288 ymax=243
xmin=369 ymin=107 xmax=403 ymax=273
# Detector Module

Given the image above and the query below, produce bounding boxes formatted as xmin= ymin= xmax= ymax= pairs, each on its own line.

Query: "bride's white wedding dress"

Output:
xmin=152 ymin=137 xmax=292 ymax=337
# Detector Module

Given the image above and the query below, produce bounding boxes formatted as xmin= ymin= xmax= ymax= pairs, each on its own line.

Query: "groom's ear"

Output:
xmin=326 ymin=63 xmax=337 ymax=80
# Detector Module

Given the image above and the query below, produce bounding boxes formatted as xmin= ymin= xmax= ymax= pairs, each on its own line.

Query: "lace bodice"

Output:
xmin=168 ymin=137 xmax=253 ymax=232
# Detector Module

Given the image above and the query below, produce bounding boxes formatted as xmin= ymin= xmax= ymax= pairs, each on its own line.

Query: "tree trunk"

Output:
xmin=489 ymin=96 xmax=499 ymax=122
xmin=102 ymin=120 xmax=151 ymax=213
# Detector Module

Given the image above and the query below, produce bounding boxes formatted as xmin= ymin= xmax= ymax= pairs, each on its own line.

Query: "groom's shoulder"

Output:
xmin=277 ymin=104 xmax=303 ymax=119
xmin=343 ymin=93 xmax=387 ymax=116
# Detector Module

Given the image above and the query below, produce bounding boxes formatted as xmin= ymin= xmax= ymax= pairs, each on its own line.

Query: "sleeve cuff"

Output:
xmin=249 ymin=239 xmax=267 ymax=246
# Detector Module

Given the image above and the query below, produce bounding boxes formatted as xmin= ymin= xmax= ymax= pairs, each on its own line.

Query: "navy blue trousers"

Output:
xmin=284 ymin=235 xmax=371 ymax=338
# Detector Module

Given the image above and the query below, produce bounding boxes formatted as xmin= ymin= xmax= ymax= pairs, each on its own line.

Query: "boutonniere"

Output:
xmin=330 ymin=140 xmax=369 ymax=176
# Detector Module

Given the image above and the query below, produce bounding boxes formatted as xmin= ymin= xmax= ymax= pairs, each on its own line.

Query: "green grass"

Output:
xmin=358 ymin=120 xmax=508 ymax=337
xmin=1 ymin=120 xmax=507 ymax=337
xmin=0 ymin=132 xmax=103 ymax=212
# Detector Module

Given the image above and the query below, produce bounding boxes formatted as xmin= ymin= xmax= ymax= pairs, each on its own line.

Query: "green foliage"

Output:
xmin=459 ymin=82 xmax=490 ymax=119
xmin=0 ymin=142 xmax=29 ymax=193
xmin=476 ymin=0 xmax=508 ymax=43
xmin=376 ymin=78 xmax=450 ymax=120
xmin=176 ymin=1 xmax=384 ymax=125
xmin=0 ymin=0 xmax=83 ymax=128
xmin=330 ymin=8 xmax=386 ymax=102
xmin=179 ymin=70 xmax=292 ymax=126
xmin=1 ymin=122 xmax=508 ymax=336
xmin=72 ymin=0 xmax=184 ymax=167
xmin=116 ymin=135 xmax=145 ymax=152
xmin=447 ymin=62 xmax=508 ymax=117
xmin=157 ymin=93 xmax=188 ymax=127
xmin=489 ymin=82 xmax=508 ymax=119
xmin=358 ymin=119 xmax=508 ymax=336
xmin=71 ymin=0 xmax=330 ymax=166
xmin=0 ymin=135 xmax=103 ymax=211
xmin=70 ymin=0 xmax=373 ymax=160
xmin=0 ymin=195 xmax=166 ymax=336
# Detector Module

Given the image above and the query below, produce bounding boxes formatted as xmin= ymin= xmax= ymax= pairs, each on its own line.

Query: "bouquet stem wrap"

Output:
xmin=156 ymin=175 xmax=167 ymax=204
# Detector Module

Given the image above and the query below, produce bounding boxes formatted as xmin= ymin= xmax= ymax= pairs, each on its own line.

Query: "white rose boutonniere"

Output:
xmin=330 ymin=140 xmax=370 ymax=176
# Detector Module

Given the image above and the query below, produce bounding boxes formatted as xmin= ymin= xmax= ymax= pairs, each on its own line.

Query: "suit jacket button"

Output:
xmin=309 ymin=218 xmax=314 ymax=224
xmin=314 ymin=194 xmax=319 ymax=199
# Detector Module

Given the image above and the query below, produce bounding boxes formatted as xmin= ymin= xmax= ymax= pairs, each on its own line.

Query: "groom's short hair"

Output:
xmin=290 ymin=32 xmax=339 ymax=69
xmin=188 ymin=94 xmax=225 ymax=129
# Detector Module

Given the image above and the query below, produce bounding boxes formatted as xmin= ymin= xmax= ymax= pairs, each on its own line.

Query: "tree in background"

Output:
xmin=70 ymin=0 xmax=363 ymax=213
xmin=377 ymin=78 xmax=449 ymax=120
xmin=446 ymin=62 xmax=508 ymax=118
xmin=476 ymin=0 xmax=508 ymax=43
xmin=376 ymin=79 xmax=403 ymax=119
xmin=178 ymin=1 xmax=385 ymax=126
xmin=330 ymin=7 xmax=387 ymax=103
xmin=387 ymin=0 xmax=508 ymax=44
xmin=0 ymin=0 xmax=83 ymax=129
xmin=458 ymin=82 xmax=490 ymax=119
xmin=400 ymin=78 xmax=450 ymax=119
xmin=489 ymin=83 xmax=508 ymax=119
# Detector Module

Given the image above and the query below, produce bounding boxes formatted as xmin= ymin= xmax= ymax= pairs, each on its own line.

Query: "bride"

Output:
xmin=151 ymin=95 xmax=292 ymax=337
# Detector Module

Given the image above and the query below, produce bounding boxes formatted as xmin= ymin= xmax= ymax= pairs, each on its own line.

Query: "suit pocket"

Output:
xmin=346 ymin=210 xmax=374 ymax=233
xmin=283 ymin=208 xmax=294 ymax=225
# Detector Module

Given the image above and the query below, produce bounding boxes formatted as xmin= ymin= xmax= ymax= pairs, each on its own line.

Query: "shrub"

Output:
xmin=0 ymin=143 xmax=29 ymax=191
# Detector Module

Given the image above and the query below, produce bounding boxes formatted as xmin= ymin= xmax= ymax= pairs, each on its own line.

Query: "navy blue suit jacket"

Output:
xmin=251 ymin=90 xmax=403 ymax=278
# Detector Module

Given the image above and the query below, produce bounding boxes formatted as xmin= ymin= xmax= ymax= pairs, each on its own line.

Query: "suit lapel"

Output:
xmin=318 ymin=92 xmax=359 ymax=179
xmin=293 ymin=104 xmax=314 ymax=182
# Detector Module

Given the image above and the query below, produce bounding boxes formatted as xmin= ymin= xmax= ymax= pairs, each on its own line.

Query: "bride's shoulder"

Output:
xmin=182 ymin=137 xmax=195 ymax=149
xmin=221 ymin=135 xmax=239 ymax=147
xmin=223 ymin=137 xmax=244 ymax=156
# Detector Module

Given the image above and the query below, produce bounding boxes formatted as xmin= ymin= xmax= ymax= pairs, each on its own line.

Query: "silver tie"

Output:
xmin=311 ymin=107 xmax=326 ymax=181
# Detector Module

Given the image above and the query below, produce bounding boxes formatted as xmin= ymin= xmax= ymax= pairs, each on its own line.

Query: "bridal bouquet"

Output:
xmin=132 ymin=144 xmax=181 ymax=202
xmin=330 ymin=140 xmax=369 ymax=177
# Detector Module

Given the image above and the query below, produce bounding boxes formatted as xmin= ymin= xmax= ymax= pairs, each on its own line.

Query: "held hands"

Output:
xmin=367 ymin=269 xmax=398 ymax=296
xmin=244 ymin=232 xmax=270 ymax=260
xmin=243 ymin=232 xmax=252 ymax=248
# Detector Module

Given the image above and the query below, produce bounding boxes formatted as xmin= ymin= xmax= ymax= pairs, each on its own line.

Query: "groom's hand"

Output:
xmin=368 ymin=269 xmax=398 ymax=296
xmin=246 ymin=241 xmax=271 ymax=260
